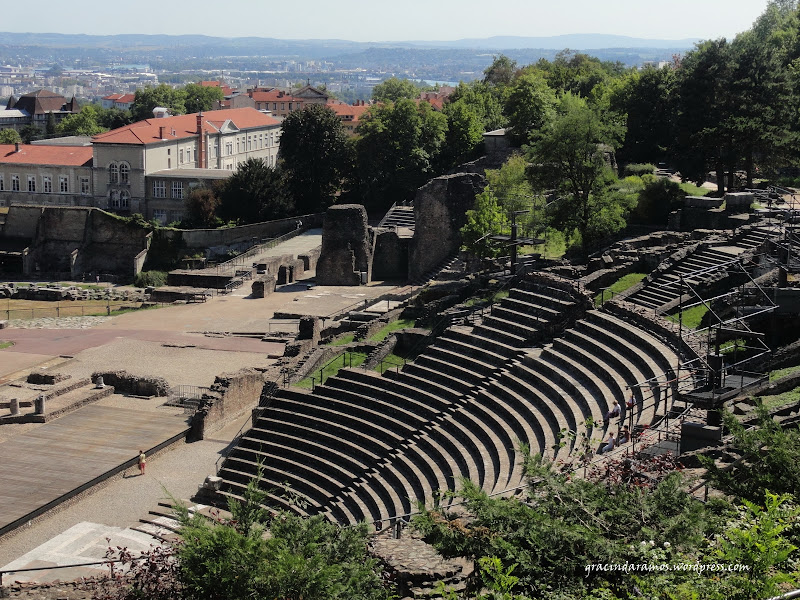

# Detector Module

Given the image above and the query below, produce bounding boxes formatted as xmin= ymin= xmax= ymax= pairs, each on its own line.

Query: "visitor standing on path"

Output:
xmin=138 ymin=450 xmax=146 ymax=476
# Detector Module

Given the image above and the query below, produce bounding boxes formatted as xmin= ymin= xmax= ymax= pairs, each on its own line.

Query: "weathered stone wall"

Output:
xmin=178 ymin=213 xmax=323 ymax=250
xmin=192 ymin=368 xmax=265 ymax=439
xmin=251 ymin=275 xmax=277 ymax=298
xmin=408 ymin=173 xmax=485 ymax=280
xmin=372 ymin=229 xmax=409 ymax=280
xmin=316 ymin=204 xmax=371 ymax=285
xmin=1 ymin=205 xmax=42 ymax=239
xmin=298 ymin=245 xmax=322 ymax=271
xmin=92 ymin=370 xmax=169 ymax=397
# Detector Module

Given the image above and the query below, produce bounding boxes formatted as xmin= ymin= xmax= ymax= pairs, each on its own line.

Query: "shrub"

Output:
xmin=623 ymin=163 xmax=656 ymax=177
xmin=134 ymin=270 xmax=167 ymax=288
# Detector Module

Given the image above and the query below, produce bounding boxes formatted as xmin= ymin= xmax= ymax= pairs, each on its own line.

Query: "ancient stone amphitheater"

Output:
xmin=214 ymin=273 xmax=686 ymax=526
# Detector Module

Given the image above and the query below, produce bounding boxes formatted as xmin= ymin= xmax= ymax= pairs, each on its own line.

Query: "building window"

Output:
xmin=226 ymin=142 xmax=233 ymax=156
xmin=179 ymin=149 xmax=184 ymax=164
xmin=153 ymin=209 xmax=167 ymax=225
xmin=119 ymin=163 xmax=129 ymax=183
xmin=27 ymin=175 xmax=36 ymax=192
xmin=11 ymin=175 xmax=19 ymax=191
xmin=171 ymin=181 xmax=184 ymax=199
xmin=0 ymin=175 xmax=3 ymax=191
xmin=110 ymin=190 xmax=120 ymax=208
xmin=120 ymin=190 xmax=130 ymax=208
xmin=80 ymin=177 xmax=90 ymax=195
xmin=247 ymin=136 xmax=252 ymax=150
xmin=167 ymin=158 xmax=171 ymax=169
xmin=281 ymin=102 xmax=285 ymax=110
xmin=43 ymin=176 xmax=52 ymax=193
xmin=153 ymin=180 xmax=166 ymax=198
xmin=59 ymin=176 xmax=68 ymax=193
xmin=109 ymin=163 xmax=118 ymax=184
xmin=236 ymin=140 xmax=240 ymax=153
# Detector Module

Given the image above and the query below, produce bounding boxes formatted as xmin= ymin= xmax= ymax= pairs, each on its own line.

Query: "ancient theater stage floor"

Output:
xmin=0 ymin=404 xmax=189 ymax=537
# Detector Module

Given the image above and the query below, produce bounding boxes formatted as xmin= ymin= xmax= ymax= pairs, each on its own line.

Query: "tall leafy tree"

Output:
xmin=218 ymin=158 xmax=293 ymax=224
xmin=504 ymin=71 xmax=557 ymax=145
xmin=528 ymin=94 xmax=625 ymax=258
xmin=447 ymin=81 xmax=506 ymax=131
xmin=184 ymin=83 xmax=225 ymax=114
xmin=610 ymin=65 xmax=677 ymax=166
xmin=355 ymin=98 xmax=447 ymax=209
xmin=279 ymin=104 xmax=350 ymax=213
xmin=674 ymin=39 xmax=736 ymax=193
xmin=130 ymin=84 xmax=188 ymax=121
xmin=483 ymin=54 xmax=518 ymax=87
xmin=371 ymin=77 xmax=427 ymax=103
xmin=55 ymin=104 xmax=107 ymax=136
xmin=440 ymin=99 xmax=484 ymax=168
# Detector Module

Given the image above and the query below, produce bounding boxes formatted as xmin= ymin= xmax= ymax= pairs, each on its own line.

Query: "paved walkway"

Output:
xmin=0 ymin=413 xmax=248 ymax=576
xmin=0 ymin=404 xmax=189 ymax=538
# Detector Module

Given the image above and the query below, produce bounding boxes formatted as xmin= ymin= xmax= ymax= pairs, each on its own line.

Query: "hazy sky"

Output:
xmin=3 ymin=0 xmax=770 ymax=42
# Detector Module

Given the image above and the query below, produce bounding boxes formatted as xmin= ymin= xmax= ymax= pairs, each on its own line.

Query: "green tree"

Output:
xmin=610 ymin=65 xmax=677 ymax=166
xmin=0 ymin=128 xmax=21 ymax=144
xmin=278 ymin=104 xmax=350 ymax=213
xmin=674 ymin=39 xmax=736 ymax=193
xmin=460 ymin=190 xmax=506 ymax=259
xmin=355 ymin=98 xmax=447 ymax=209
xmin=440 ymin=99 xmax=484 ymax=168
xmin=55 ymin=104 xmax=107 ymax=136
xmin=504 ymin=71 xmax=557 ymax=145
xmin=371 ymin=77 xmax=426 ymax=103
xmin=448 ymin=81 xmax=507 ymax=131
xmin=219 ymin=158 xmax=293 ymax=224
xmin=184 ymin=185 xmax=222 ymax=228
xmin=130 ymin=84 xmax=188 ymax=121
xmin=96 ymin=106 xmax=133 ymax=130
xmin=528 ymin=94 xmax=625 ymax=258
xmin=483 ymin=54 xmax=518 ymax=87
xmin=184 ymin=83 xmax=225 ymax=114
xmin=45 ymin=111 xmax=56 ymax=136
xmin=19 ymin=124 xmax=41 ymax=144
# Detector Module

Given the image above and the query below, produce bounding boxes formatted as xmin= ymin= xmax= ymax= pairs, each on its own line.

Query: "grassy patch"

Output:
xmin=770 ymin=364 xmax=800 ymax=382
xmin=374 ymin=353 xmax=406 ymax=374
xmin=594 ymin=273 xmax=647 ymax=305
xmin=295 ymin=352 xmax=367 ymax=388
xmin=680 ymin=182 xmax=710 ymax=196
xmin=464 ymin=289 xmax=509 ymax=308
xmin=326 ymin=333 xmax=355 ymax=346
xmin=666 ymin=304 xmax=709 ymax=329
xmin=756 ymin=387 xmax=800 ymax=410
xmin=0 ymin=341 xmax=13 ymax=350
xmin=369 ymin=318 xmax=417 ymax=342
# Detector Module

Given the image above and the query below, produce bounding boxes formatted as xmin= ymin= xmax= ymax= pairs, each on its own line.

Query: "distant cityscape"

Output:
xmin=0 ymin=32 xmax=691 ymax=104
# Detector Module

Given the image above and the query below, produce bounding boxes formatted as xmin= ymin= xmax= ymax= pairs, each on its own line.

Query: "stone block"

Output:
xmin=316 ymin=204 xmax=371 ymax=286
xmin=251 ymin=275 xmax=276 ymax=298
xmin=298 ymin=316 xmax=321 ymax=345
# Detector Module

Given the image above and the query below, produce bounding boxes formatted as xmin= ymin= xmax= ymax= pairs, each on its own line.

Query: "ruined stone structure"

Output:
xmin=316 ymin=204 xmax=372 ymax=285
xmin=0 ymin=206 xmax=150 ymax=277
xmin=408 ymin=173 xmax=485 ymax=280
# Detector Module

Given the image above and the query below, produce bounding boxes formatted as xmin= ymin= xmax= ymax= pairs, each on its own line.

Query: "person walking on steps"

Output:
xmin=138 ymin=449 xmax=146 ymax=476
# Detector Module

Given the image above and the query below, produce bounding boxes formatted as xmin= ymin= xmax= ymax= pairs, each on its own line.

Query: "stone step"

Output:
xmin=220 ymin=462 xmax=330 ymax=511
xmin=443 ymin=326 xmax=523 ymax=359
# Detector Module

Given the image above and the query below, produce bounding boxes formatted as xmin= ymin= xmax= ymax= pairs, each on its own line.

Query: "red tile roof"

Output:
xmin=328 ymin=103 xmax=370 ymax=121
xmin=91 ymin=108 xmax=279 ymax=146
xmin=0 ymin=145 xmax=93 ymax=166
xmin=250 ymin=90 xmax=302 ymax=103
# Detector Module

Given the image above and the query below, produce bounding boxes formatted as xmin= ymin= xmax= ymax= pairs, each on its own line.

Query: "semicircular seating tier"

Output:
xmin=216 ymin=280 xmax=683 ymax=526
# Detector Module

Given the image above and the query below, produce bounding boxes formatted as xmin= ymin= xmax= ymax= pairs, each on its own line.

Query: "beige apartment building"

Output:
xmin=0 ymin=107 xmax=281 ymax=223
xmin=92 ymin=107 xmax=282 ymax=223
xmin=0 ymin=144 xmax=94 ymax=208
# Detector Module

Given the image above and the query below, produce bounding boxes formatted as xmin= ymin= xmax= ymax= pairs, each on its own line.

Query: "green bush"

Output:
xmin=134 ymin=270 xmax=168 ymax=288
xmin=623 ymin=163 xmax=656 ymax=177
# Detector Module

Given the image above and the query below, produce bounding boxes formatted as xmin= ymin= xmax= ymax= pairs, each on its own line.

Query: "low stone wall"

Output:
xmin=92 ymin=371 xmax=169 ymax=397
xmin=27 ymin=371 xmax=71 ymax=385
xmin=191 ymin=368 xmax=266 ymax=439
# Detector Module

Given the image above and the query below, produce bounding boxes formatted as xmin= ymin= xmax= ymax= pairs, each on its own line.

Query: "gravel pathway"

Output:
xmin=6 ymin=317 xmax=110 ymax=330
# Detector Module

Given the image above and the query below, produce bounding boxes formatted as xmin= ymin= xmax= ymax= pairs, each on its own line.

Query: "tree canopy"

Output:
xmin=278 ymin=104 xmax=350 ymax=213
xmin=218 ymin=158 xmax=293 ymax=224
xmin=371 ymin=77 xmax=428 ymax=103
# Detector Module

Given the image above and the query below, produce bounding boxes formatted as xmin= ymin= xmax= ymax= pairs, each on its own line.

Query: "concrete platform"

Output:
xmin=0 ymin=521 xmax=159 ymax=584
xmin=0 ymin=404 xmax=189 ymax=537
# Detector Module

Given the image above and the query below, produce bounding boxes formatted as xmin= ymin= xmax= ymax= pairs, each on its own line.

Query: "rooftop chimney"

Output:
xmin=15 ymin=142 xmax=20 ymax=152
xmin=159 ymin=126 xmax=165 ymax=139
xmin=196 ymin=111 xmax=203 ymax=134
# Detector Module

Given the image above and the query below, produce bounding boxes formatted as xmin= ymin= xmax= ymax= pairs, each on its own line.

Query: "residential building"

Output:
xmin=91 ymin=107 xmax=281 ymax=223
xmin=100 ymin=93 xmax=135 ymax=111
xmin=326 ymin=100 xmax=371 ymax=136
xmin=246 ymin=84 xmax=329 ymax=120
xmin=3 ymin=89 xmax=79 ymax=132
xmin=0 ymin=143 xmax=94 ymax=208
